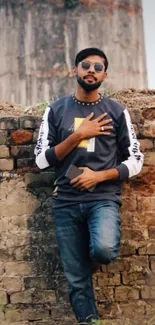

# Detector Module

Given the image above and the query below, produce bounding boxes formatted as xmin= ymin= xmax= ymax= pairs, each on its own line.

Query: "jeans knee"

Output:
xmin=91 ymin=244 xmax=119 ymax=265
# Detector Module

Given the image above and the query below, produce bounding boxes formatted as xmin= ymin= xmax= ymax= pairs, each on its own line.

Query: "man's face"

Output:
xmin=73 ymin=55 xmax=107 ymax=92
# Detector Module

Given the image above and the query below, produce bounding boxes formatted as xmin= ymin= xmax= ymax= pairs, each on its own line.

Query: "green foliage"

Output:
xmin=91 ymin=320 xmax=102 ymax=325
xmin=65 ymin=0 xmax=79 ymax=9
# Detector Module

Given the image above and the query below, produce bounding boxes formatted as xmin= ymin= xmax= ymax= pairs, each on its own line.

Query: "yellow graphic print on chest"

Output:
xmin=74 ymin=118 xmax=95 ymax=152
xmin=74 ymin=118 xmax=88 ymax=148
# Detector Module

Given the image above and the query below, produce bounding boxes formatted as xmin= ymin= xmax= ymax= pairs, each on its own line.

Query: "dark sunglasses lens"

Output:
xmin=81 ymin=62 xmax=90 ymax=70
xmin=94 ymin=64 xmax=104 ymax=72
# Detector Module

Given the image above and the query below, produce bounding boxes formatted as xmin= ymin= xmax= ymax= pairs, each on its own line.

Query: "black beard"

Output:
xmin=76 ymin=75 xmax=102 ymax=92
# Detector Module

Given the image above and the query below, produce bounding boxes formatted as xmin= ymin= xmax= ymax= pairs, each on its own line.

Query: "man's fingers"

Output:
xmin=99 ymin=118 xmax=112 ymax=126
xmin=86 ymin=112 xmax=94 ymax=120
xmin=70 ymin=176 xmax=80 ymax=185
xmin=95 ymin=113 xmax=107 ymax=122
xmin=100 ymin=132 xmax=111 ymax=135
xmin=100 ymin=125 xmax=113 ymax=131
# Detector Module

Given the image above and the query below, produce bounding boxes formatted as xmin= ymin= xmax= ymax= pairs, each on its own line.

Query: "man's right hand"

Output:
xmin=75 ymin=112 xmax=113 ymax=140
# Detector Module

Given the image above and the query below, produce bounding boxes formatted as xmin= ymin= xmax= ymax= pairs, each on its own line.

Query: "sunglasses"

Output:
xmin=80 ymin=61 xmax=105 ymax=73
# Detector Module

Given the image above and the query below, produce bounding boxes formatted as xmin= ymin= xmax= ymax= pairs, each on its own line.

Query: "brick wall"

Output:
xmin=0 ymin=90 xmax=155 ymax=325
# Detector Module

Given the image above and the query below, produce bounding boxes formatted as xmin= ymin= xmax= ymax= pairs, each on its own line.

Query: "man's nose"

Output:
xmin=88 ymin=66 xmax=95 ymax=73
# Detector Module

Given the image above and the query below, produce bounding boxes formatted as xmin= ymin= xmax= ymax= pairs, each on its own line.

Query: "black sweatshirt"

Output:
xmin=34 ymin=95 xmax=143 ymax=206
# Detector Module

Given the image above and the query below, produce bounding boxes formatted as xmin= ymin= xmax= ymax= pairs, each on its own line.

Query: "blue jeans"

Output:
xmin=53 ymin=200 xmax=121 ymax=324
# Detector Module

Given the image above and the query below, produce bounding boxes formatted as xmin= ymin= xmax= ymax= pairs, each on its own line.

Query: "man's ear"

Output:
xmin=103 ymin=72 xmax=107 ymax=80
xmin=72 ymin=66 xmax=77 ymax=76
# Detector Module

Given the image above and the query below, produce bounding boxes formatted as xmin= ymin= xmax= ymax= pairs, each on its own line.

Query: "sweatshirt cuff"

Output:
xmin=45 ymin=147 xmax=59 ymax=167
xmin=116 ymin=163 xmax=129 ymax=181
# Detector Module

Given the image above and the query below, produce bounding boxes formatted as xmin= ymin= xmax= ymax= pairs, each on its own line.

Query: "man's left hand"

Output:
xmin=70 ymin=167 xmax=99 ymax=191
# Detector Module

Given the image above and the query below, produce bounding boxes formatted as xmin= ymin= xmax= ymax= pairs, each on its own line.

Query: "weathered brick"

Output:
xmin=0 ymin=290 xmax=8 ymax=304
xmin=97 ymin=302 xmax=122 ymax=319
xmin=1 ymin=321 xmax=29 ymax=325
xmin=0 ymin=191 xmax=40 ymax=217
xmin=28 ymin=321 xmax=57 ymax=325
xmin=139 ymin=242 xmax=155 ymax=255
xmin=0 ymin=158 xmax=14 ymax=170
xmin=0 ymin=145 xmax=9 ymax=158
xmin=95 ymin=287 xmax=114 ymax=302
xmin=144 ymin=152 xmax=155 ymax=166
xmin=32 ymin=290 xmax=56 ymax=304
xmin=145 ymin=301 xmax=155 ymax=317
xmin=141 ymin=286 xmax=155 ymax=299
xmin=0 ymin=130 xmax=8 ymax=145
xmin=150 ymin=257 xmax=155 ymax=271
xmin=115 ymin=286 xmax=139 ymax=301
xmin=0 ymin=215 xmax=29 ymax=232
xmin=0 ymin=309 xmax=5 ymax=320
xmin=11 ymin=130 xmax=33 ymax=144
xmin=10 ymin=289 xmax=34 ymax=304
xmin=121 ymin=196 xmax=137 ymax=212
xmin=122 ymin=271 xmax=146 ymax=285
xmin=11 ymin=145 xmax=35 ymax=158
xmin=118 ymin=301 xmax=145 ymax=318
xmin=137 ymin=197 xmax=155 ymax=213
xmin=0 ymin=276 xmax=23 ymax=293
xmin=97 ymin=273 xmax=121 ymax=286
xmin=149 ymin=227 xmax=155 ymax=239
xmin=128 ymin=256 xmax=149 ymax=272
xmin=5 ymin=309 xmax=21 ymax=322
xmin=0 ymin=263 xmax=5 ymax=276
xmin=145 ymin=272 xmax=155 ymax=286
xmin=121 ymin=227 xmax=148 ymax=241
xmin=129 ymin=108 xmax=143 ymax=124
xmin=24 ymin=276 xmax=47 ymax=290
xmin=5 ymin=262 xmax=33 ymax=276
xmin=21 ymin=307 xmax=49 ymax=321
xmin=120 ymin=240 xmax=137 ymax=256
xmin=33 ymin=129 xmax=39 ymax=143
xmin=20 ymin=116 xmax=42 ymax=129
xmin=139 ymin=139 xmax=154 ymax=152
xmin=140 ymin=121 xmax=155 ymax=138
xmin=0 ymin=117 xmax=19 ymax=130
xmin=17 ymin=158 xmax=35 ymax=168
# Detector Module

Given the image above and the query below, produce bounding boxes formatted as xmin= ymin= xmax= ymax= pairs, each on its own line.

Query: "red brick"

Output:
xmin=11 ymin=130 xmax=33 ymax=144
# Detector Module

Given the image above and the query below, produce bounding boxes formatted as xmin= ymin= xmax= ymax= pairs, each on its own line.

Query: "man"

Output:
xmin=34 ymin=47 xmax=143 ymax=324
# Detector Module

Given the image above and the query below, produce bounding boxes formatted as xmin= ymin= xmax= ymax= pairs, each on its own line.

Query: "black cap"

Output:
xmin=75 ymin=47 xmax=108 ymax=71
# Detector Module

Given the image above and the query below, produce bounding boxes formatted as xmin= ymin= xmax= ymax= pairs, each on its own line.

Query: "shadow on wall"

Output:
xmin=25 ymin=170 xmax=70 ymax=306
